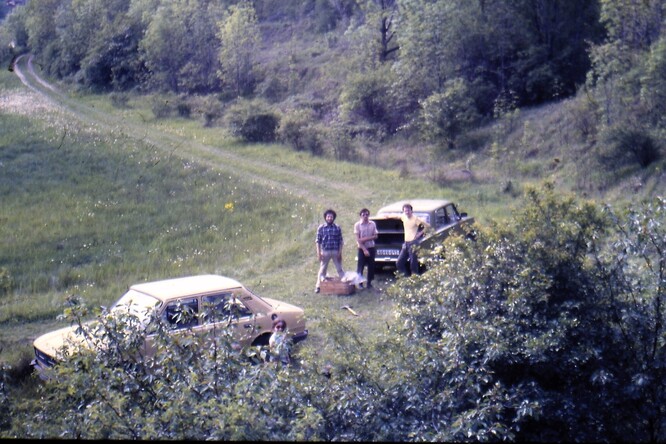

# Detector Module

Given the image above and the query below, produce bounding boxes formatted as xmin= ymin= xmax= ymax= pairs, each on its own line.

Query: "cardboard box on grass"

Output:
xmin=320 ymin=276 xmax=356 ymax=295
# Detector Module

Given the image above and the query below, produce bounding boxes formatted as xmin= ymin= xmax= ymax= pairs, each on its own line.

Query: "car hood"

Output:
xmin=33 ymin=323 xmax=95 ymax=359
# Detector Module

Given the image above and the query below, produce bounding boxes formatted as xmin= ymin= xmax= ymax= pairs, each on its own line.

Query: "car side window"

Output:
xmin=434 ymin=207 xmax=449 ymax=228
xmin=444 ymin=204 xmax=459 ymax=222
xmin=202 ymin=293 xmax=252 ymax=324
xmin=163 ymin=298 xmax=199 ymax=329
xmin=228 ymin=293 xmax=253 ymax=318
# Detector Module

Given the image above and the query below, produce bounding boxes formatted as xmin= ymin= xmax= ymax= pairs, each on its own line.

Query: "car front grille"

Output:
xmin=34 ymin=348 xmax=57 ymax=368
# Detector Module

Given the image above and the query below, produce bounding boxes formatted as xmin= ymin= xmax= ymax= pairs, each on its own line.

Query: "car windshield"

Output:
xmin=111 ymin=290 xmax=162 ymax=325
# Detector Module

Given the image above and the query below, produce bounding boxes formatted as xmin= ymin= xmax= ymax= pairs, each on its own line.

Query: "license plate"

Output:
xmin=377 ymin=249 xmax=400 ymax=256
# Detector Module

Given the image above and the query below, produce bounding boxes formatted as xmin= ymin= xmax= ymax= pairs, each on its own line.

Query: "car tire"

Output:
xmin=252 ymin=333 xmax=271 ymax=347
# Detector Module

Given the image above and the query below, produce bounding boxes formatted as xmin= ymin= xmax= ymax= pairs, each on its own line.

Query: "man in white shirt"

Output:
xmin=354 ymin=208 xmax=378 ymax=289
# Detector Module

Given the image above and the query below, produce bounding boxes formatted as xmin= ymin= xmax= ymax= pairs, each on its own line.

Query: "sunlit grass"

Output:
xmin=0 ymin=103 xmax=308 ymax=362
xmin=0 ymin=63 xmax=508 ymax=368
xmin=62 ymin=85 xmax=508 ymax=224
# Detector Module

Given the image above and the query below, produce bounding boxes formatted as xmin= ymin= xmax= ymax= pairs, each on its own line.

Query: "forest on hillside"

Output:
xmin=1 ymin=0 xmax=664 ymax=179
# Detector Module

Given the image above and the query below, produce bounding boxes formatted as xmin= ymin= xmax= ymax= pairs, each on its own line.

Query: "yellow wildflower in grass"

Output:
xmin=225 ymin=202 xmax=234 ymax=211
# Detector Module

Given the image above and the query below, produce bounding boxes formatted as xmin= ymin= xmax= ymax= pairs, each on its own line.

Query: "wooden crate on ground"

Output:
xmin=320 ymin=277 xmax=355 ymax=295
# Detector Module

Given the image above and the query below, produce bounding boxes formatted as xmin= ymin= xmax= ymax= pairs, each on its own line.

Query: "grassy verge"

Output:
xmin=0 ymin=58 xmax=519 ymax=370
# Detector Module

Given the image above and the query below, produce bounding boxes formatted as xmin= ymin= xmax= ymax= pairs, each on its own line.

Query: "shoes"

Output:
xmin=315 ymin=287 xmax=320 ymax=293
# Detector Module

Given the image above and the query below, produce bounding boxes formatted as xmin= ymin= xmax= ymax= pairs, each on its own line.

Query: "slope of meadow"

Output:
xmin=1 ymin=52 xmax=663 ymax=373
xmin=0 ymin=56 xmax=502 ymax=370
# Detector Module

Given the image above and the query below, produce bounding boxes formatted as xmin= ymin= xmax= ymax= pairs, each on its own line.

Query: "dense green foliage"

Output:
xmin=584 ymin=0 xmax=666 ymax=171
xmin=3 ymin=0 xmax=662 ymax=173
xmin=392 ymin=186 xmax=665 ymax=441
xmin=7 ymin=0 xmax=602 ymax=104
xmin=3 ymin=187 xmax=664 ymax=441
xmin=1 ymin=0 xmax=665 ymax=440
xmin=0 ymin=0 xmax=607 ymax=138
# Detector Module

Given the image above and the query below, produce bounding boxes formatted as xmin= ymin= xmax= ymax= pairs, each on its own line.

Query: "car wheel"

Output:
xmin=252 ymin=333 xmax=271 ymax=347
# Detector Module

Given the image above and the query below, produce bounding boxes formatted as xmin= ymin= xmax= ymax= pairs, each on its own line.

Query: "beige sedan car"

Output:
xmin=31 ymin=275 xmax=308 ymax=375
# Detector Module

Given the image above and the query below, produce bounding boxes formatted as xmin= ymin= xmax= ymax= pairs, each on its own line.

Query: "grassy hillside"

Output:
xmin=5 ymin=41 xmax=665 ymax=372
xmin=0 ymin=57 xmax=490 ymax=370
xmin=0 ymin=48 xmax=663 ymax=374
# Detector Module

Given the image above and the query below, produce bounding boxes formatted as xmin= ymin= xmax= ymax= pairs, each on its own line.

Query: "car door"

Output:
xmin=422 ymin=205 xmax=457 ymax=251
xmin=143 ymin=297 xmax=200 ymax=357
xmin=200 ymin=291 xmax=260 ymax=346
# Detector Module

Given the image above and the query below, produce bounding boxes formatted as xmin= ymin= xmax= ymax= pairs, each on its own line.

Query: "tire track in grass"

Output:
xmin=7 ymin=56 xmax=396 ymax=357
xmin=12 ymin=54 xmax=371 ymax=207
xmin=9 ymin=54 xmax=381 ymax=303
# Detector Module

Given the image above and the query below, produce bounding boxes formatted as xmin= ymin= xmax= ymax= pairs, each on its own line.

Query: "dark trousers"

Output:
xmin=356 ymin=247 xmax=376 ymax=284
xmin=397 ymin=241 xmax=419 ymax=277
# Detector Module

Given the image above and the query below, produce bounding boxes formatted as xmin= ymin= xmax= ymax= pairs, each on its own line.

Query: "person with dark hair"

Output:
xmin=315 ymin=209 xmax=345 ymax=293
xmin=269 ymin=318 xmax=291 ymax=365
xmin=396 ymin=203 xmax=431 ymax=277
xmin=354 ymin=208 xmax=378 ymax=289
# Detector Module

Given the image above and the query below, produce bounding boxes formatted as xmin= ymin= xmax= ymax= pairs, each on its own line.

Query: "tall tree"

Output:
xmin=217 ymin=1 xmax=260 ymax=98
xmin=176 ymin=0 xmax=225 ymax=93
xmin=345 ymin=0 xmax=399 ymax=69
xmin=52 ymin=0 xmax=105 ymax=78
xmin=587 ymin=0 xmax=665 ymax=127
xmin=23 ymin=0 xmax=61 ymax=65
xmin=395 ymin=0 xmax=455 ymax=96
xmin=138 ymin=0 xmax=224 ymax=93
xmin=393 ymin=0 xmax=602 ymax=116
xmin=139 ymin=2 xmax=183 ymax=91
xmin=600 ymin=0 xmax=664 ymax=50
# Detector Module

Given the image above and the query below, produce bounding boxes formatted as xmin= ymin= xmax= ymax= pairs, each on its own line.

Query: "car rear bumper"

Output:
xmin=375 ymin=247 xmax=400 ymax=263
xmin=375 ymin=257 xmax=398 ymax=264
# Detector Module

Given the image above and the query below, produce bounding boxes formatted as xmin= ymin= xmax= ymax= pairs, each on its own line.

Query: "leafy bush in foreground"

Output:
xmin=5 ymin=186 xmax=664 ymax=441
xmin=6 ymin=299 xmax=326 ymax=440
xmin=392 ymin=185 xmax=665 ymax=441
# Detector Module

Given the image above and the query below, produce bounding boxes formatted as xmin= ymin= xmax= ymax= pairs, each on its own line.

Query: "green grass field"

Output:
xmin=0 ymin=60 xmax=517 ymax=371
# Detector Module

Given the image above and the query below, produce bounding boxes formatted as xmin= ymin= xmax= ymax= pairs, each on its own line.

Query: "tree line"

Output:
xmin=2 ymin=0 xmax=662 ymax=161
xmin=3 ymin=0 xmax=601 ymax=101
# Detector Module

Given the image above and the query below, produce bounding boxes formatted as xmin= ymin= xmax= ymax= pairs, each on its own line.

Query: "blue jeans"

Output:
xmin=397 ymin=241 xmax=420 ymax=277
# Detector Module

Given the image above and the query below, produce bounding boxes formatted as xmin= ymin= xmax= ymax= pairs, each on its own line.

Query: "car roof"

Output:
xmin=376 ymin=199 xmax=453 ymax=214
xmin=129 ymin=275 xmax=243 ymax=302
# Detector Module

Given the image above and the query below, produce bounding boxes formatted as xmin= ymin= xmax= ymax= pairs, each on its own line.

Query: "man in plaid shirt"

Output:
xmin=315 ymin=209 xmax=345 ymax=293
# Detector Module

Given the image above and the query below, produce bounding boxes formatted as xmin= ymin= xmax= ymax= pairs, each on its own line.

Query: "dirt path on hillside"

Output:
xmin=10 ymin=54 xmax=371 ymax=209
